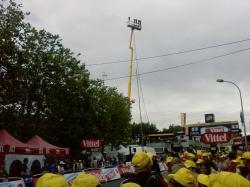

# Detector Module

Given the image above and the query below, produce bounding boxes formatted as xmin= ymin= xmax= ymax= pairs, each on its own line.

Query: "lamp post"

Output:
xmin=216 ymin=79 xmax=248 ymax=150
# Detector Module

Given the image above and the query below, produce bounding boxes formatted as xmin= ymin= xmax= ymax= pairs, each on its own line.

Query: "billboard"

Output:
xmin=200 ymin=132 xmax=230 ymax=144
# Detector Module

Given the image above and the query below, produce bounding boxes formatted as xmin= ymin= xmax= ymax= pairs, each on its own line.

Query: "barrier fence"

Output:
xmin=0 ymin=163 xmax=168 ymax=187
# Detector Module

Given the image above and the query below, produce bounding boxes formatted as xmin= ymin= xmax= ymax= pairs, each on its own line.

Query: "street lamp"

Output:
xmin=216 ymin=79 xmax=248 ymax=150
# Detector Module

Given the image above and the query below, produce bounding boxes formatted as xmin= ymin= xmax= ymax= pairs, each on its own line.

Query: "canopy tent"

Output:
xmin=0 ymin=129 xmax=44 ymax=175
xmin=0 ymin=129 xmax=40 ymax=155
xmin=26 ymin=135 xmax=69 ymax=156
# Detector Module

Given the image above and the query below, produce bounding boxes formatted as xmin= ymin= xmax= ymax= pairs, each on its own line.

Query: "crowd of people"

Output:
xmin=121 ymin=149 xmax=250 ymax=187
xmin=1 ymin=149 xmax=250 ymax=186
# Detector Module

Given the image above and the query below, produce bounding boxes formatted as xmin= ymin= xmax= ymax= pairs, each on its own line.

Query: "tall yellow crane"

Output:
xmin=127 ymin=17 xmax=142 ymax=102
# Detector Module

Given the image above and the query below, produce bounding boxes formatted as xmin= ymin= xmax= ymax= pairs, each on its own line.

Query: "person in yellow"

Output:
xmin=166 ymin=167 xmax=195 ymax=187
xmin=208 ymin=171 xmax=250 ymax=187
xmin=36 ymin=173 xmax=69 ymax=187
xmin=241 ymin=151 xmax=250 ymax=180
xmin=71 ymin=173 xmax=101 ymax=187
xmin=123 ymin=151 xmax=167 ymax=187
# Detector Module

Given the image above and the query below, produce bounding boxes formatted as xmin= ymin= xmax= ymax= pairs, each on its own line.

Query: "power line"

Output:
xmin=105 ymin=47 xmax=250 ymax=81
xmin=85 ymin=38 xmax=250 ymax=67
xmin=133 ymin=32 xmax=150 ymax=124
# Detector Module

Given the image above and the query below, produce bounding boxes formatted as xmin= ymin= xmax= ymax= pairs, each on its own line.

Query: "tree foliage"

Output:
xmin=162 ymin=124 xmax=183 ymax=133
xmin=130 ymin=122 xmax=159 ymax=144
xmin=0 ymin=0 xmax=131 ymax=156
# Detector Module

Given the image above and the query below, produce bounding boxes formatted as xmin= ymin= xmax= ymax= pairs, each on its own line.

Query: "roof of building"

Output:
xmin=187 ymin=121 xmax=238 ymax=127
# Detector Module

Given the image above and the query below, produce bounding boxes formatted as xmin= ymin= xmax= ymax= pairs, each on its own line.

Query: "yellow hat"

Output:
xmin=146 ymin=152 xmax=154 ymax=165
xmin=208 ymin=172 xmax=250 ymax=187
xmin=71 ymin=173 xmax=101 ymax=187
xmin=202 ymin=152 xmax=209 ymax=157
xmin=122 ymin=182 xmax=141 ymax=187
xmin=132 ymin=151 xmax=151 ymax=169
xmin=219 ymin=154 xmax=226 ymax=158
xmin=184 ymin=160 xmax=196 ymax=169
xmin=197 ymin=174 xmax=208 ymax=186
xmin=242 ymin=152 xmax=250 ymax=160
xmin=165 ymin=156 xmax=173 ymax=164
xmin=196 ymin=159 xmax=204 ymax=165
xmin=169 ymin=168 xmax=195 ymax=187
xmin=232 ymin=156 xmax=242 ymax=163
xmin=236 ymin=161 xmax=245 ymax=168
xmin=36 ymin=173 xmax=69 ymax=187
xmin=187 ymin=153 xmax=196 ymax=159
xmin=197 ymin=150 xmax=203 ymax=156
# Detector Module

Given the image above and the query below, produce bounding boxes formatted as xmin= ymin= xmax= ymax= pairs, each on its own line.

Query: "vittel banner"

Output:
xmin=80 ymin=139 xmax=102 ymax=148
xmin=200 ymin=132 xmax=230 ymax=144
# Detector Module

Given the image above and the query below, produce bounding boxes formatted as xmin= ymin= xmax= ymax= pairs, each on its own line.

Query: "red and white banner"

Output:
xmin=201 ymin=132 xmax=230 ymax=144
xmin=118 ymin=165 xmax=135 ymax=175
xmin=101 ymin=167 xmax=121 ymax=181
xmin=80 ymin=139 xmax=102 ymax=148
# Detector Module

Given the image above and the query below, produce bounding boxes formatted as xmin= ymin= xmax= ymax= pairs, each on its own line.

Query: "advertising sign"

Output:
xmin=200 ymin=126 xmax=229 ymax=135
xmin=80 ymin=139 xmax=102 ymax=148
xmin=200 ymin=132 xmax=230 ymax=144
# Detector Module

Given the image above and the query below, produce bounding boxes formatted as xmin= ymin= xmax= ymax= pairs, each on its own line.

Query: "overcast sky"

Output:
xmin=22 ymin=0 xmax=250 ymax=132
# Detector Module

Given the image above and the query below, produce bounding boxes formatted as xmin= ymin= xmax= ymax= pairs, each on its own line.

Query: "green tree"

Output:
xmin=0 ymin=0 xmax=132 ymax=156
xmin=130 ymin=122 xmax=159 ymax=145
xmin=162 ymin=124 xmax=183 ymax=133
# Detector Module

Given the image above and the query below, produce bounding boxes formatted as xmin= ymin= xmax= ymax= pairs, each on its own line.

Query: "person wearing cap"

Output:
xmin=167 ymin=167 xmax=195 ymax=187
xmin=208 ymin=171 xmax=250 ymax=187
xmin=187 ymin=153 xmax=196 ymax=161
xmin=123 ymin=151 xmax=167 ymax=187
xmin=196 ymin=159 xmax=204 ymax=174
xmin=57 ymin=160 xmax=66 ymax=174
xmin=165 ymin=157 xmax=173 ymax=172
xmin=71 ymin=173 xmax=101 ymax=187
xmin=184 ymin=160 xmax=196 ymax=171
xmin=36 ymin=173 xmax=69 ymax=187
xmin=241 ymin=151 xmax=250 ymax=180
xmin=201 ymin=153 xmax=218 ymax=174
xmin=169 ymin=157 xmax=184 ymax=174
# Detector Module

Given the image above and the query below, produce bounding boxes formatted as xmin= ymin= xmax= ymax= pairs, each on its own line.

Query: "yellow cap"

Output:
xmin=197 ymin=174 xmax=208 ymax=186
xmin=202 ymin=152 xmax=209 ymax=157
xmin=187 ymin=153 xmax=196 ymax=159
xmin=122 ymin=182 xmax=141 ymax=187
xmin=236 ymin=161 xmax=245 ymax=168
xmin=165 ymin=156 xmax=173 ymax=164
xmin=36 ymin=173 xmax=69 ymax=187
xmin=242 ymin=152 xmax=250 ymax=160
xmin=169 ymin=168 xmax=195 ymax=187
xmin=209 ymin=172 xmax=250 ymax=187
xmin=132 ymin=151 xmax=152 ymax=169
xmin=146 ymin=152 xmax=154 ymax=165
xmin=196 ymin=159 xmax=204 ymax=165
xmin=184 ymin=160 xmax=196 ymax=169
xmin=220 ymin=154 xmax=226 ymax=158
xmin=71 ymin=173 xmax=101 ymax=187
xmin=232 ymin=156 xmax=242 ymax=163
xmin=197 ymin=150 xmax=203 ymax=156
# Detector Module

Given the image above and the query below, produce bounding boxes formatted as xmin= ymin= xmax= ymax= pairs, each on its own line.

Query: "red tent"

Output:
xmin=26 ymin=135 xmax=69 ymax=156
xmin=0 ymin=129 xmax=40 ymax=155
xmin=0 ymin=129 xmax=44 ymax=175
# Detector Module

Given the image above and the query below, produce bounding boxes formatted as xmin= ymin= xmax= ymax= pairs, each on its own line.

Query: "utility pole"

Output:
xmin=127 ymin=17 xmax=142 ymax=102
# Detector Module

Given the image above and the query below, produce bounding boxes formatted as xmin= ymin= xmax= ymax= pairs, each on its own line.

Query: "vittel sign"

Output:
xmin=80 ymin=139 xmax=102 ymax=148
xmin=201 ymin=132 xmax=230 ymax=144
xmin=200 ymin=126 xmax=228 ymax=135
